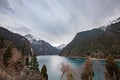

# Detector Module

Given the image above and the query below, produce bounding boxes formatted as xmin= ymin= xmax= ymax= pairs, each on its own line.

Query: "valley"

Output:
xmin=0 ymin=0 xmax=120 ymax=80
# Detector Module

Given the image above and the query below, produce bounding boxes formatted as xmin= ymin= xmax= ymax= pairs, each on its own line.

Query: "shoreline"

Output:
xmin=38 ymin=55 xmax=120 ymax=62
xmin=65 ymin=56 xmax=120 ymax=62
xmin=90 ymin=58 xmax=120 ymax=62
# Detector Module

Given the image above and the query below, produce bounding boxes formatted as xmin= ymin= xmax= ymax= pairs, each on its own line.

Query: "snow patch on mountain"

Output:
xmin=25 ymin=34 xmax=60 ymax=55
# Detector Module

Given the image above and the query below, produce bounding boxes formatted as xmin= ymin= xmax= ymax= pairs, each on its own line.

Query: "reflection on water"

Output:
xmin=37 ymin=55 xmax=120 ymax=80
xmin=37 ymin=55 xmax=69 ymax=80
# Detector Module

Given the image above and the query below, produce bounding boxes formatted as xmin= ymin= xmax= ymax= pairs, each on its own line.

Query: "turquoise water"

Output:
xmin=37 ymin=55 xmax=120 ymax=80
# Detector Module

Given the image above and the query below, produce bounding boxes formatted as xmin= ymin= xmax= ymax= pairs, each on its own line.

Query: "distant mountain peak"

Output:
xmin=25 ymin=34 xmax=60 ymax=55
xmin=105 ymin=17 xmax=120 ymax=35
xmin=25 ymin=34 xmax=41 ymax=43
xmin=25 ymin=34 xmax=33 ymax=39
xmin=111 ymin=17 xmax=120 ymax=24
xmin=99 ymin=17 xmax=120 ymax=31
xmin=57 ymin=44 xmax=66 ymax=50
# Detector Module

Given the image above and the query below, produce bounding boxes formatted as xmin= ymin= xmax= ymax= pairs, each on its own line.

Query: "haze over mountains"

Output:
xmin=56 ymin=44 xmax=66 ymax=50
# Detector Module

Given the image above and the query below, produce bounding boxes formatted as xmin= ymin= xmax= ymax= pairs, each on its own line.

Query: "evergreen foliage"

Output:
xmin=0 ymin=38 xmax=4 ymax=48
xmin=28 ymin=54 xmax=39 ymax=70
xmin=41 ymin=65 xmax=48 ymax=80
xmin=3 ymin=46 xmax=11 ymax=66
xmin=25 ymin=56 xmax=29 ymax=66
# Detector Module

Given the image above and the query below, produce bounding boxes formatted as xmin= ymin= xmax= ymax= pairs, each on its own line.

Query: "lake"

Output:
xmin=37 ymin=55 xmax=120 ymax=80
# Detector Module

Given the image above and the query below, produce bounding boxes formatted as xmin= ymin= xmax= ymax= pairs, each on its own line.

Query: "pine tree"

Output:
xmin=41 ymin=65 xmax=48 ymax=80
xmin=0 ymin=38 xmax=4 ymax=48
xmin=28 ymin=54 xmax=39 ymax=70
xmin=3 ymin=46 xmax=11 ymax=67
xmin=25 ymin=56 xmax=29 ymax=66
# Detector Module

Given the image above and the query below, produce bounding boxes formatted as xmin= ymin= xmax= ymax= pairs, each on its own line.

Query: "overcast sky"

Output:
xmin=0 ymin=0 xmax=120 ymax=46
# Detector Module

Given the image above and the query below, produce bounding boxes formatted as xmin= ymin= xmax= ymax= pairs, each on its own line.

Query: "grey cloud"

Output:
xmin=0 ymin=0 xmax=120 ymax=46
xmin=0 ymin=0 xmax=13 ymax=13
xmin=5 ymin=24 xmax=31 ymax=35
xmin=13 ymin=25 xmax=31 ymax=33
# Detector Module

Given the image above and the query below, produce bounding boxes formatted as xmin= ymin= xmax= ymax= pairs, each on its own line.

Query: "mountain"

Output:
xmin=0 ymin=27 xmax=31 ymax=54
xmin=0 ymin=27 xmax=47 ymax=80
xmin=25 ymin=34 xmax=60 ymax=55
xmin=57 ymin=44 xmax=66 ymax=50
xmin=106 ymin=17 xmax=120 ymax=35
xmin=60 ymin=28 xmax=104 ymax=57
xmin=60 ymin=18 xmax=120 ymax=59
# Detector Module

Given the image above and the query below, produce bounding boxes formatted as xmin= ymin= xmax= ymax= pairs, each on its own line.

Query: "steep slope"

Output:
xmin=0 ymin=27 xmax=31 ymax=54
xmin=0 ymin=27 xmax=47 ymax=80
xmin=60 ymin=28 xmax=104 ymax=57
xmin=89 ymin=21 xmax=120 ymax=58
xmin=106 ymin=19 xmax=120 ymax=35
xmin=25 ymin=34 xmax=60 ymax=55
xmin=60 ymin=19 xmax=120 ymax=59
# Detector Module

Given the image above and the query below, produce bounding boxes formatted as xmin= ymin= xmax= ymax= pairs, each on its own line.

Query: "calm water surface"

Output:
xmin=37 ymin=55 xmax=120 ymax=80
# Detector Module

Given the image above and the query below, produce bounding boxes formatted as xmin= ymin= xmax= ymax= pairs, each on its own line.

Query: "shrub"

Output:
xmin=81 ymin=57 xmax=94 ymax=80
xmin=105 ymin=56 xmax=120 ymax=80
